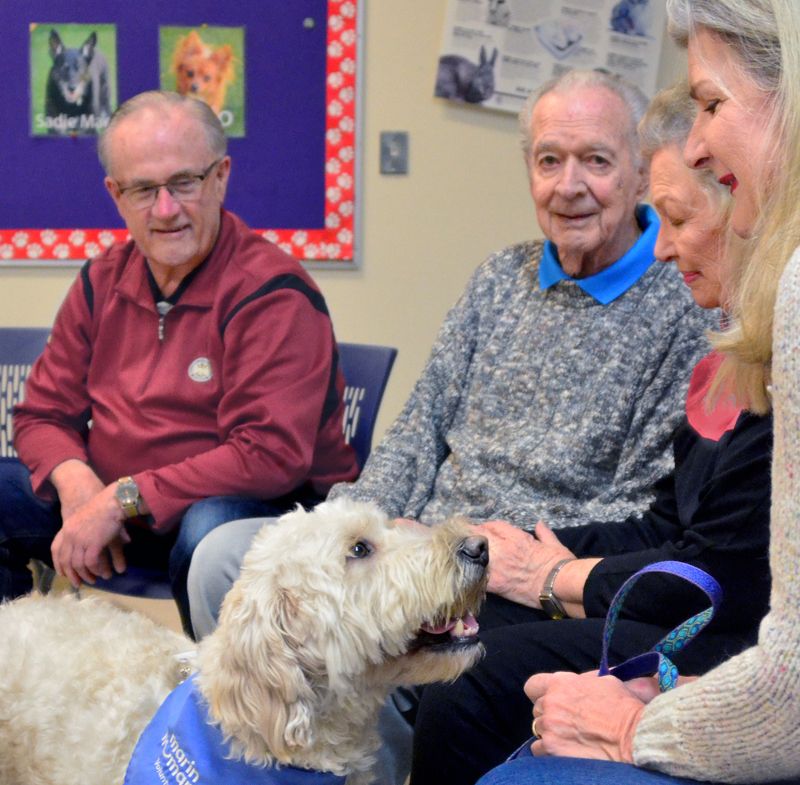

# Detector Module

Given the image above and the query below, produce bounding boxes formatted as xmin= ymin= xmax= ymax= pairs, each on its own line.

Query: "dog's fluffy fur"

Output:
xmin=171 ymin=30 xmax=235 ymax=114
xmin=0 ymin=499 xmax=487 ymax=785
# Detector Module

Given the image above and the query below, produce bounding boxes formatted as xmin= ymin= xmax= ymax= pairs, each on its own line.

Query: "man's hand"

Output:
xmin=49 ymin=459 xmax=106 ymax=521
xmin=51 ymin=483 xmax=131 ymax=589
xmin=471 ymin=519 xmax=575 ymax=608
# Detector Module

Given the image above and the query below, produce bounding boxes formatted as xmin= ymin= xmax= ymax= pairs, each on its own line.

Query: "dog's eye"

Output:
xmin=348 ymin=540 xmax=373 ymax=560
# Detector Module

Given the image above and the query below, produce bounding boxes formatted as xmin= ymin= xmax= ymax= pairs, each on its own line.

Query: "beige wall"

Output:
xmin=0 ymin=1 xmax=688 ymax=444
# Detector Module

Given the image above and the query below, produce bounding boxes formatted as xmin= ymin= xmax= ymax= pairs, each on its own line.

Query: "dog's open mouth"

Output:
xmin=411 ymin=611 xmax=481 ymax=651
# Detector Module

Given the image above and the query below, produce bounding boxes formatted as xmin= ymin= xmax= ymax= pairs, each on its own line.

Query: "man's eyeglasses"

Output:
xmin=116 ymin=159 xmax=223 ymax=209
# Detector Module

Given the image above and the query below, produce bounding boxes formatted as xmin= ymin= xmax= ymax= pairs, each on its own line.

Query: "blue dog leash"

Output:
xmin=507 ymin=560 xmax=723 ymax=760
xmin=598 ymin=560 xmax=722 ymax=691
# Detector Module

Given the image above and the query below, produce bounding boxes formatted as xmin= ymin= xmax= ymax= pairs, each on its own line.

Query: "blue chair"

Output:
xmin=0 ymin=328 xmax=54 ymax=592
xmin=0 ymin=328 xmax=51 ymax=458
xmin=4 ymin=336 xmax=397 ymax=601
xmin=338 ymin=341 xmax=397 ymax=469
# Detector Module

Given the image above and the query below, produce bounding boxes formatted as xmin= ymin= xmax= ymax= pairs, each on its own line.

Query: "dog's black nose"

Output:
xmin=458 ymin=535 xmax=489 ymax=567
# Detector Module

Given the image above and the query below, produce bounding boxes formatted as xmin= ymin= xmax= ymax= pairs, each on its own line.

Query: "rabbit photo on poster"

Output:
xmin=435 ymin=44 xmax=498 ymax=104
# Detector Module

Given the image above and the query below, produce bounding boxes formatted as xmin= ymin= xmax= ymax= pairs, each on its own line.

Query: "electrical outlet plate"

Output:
xmin=380 ymin=131 xmax=409 ymax=174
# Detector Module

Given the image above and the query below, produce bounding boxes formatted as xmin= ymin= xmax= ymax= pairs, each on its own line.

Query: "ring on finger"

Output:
xmin=532 ymin=717 xmax=541 ymax=739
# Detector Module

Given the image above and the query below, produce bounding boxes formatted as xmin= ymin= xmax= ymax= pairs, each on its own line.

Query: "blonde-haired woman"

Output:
xmin=476 ymin=1 xmax=800 ymax=783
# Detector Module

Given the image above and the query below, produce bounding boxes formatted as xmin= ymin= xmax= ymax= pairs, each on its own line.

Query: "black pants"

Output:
xmin=409 ymin=593 xmax=752 ymax=785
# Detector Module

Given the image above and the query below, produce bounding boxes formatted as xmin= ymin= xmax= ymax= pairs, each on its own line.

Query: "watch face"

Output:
xmin=117 ymin=483 xmax=137 ymax=504
xmin=116 ymin=478 xmax=140 ymax=516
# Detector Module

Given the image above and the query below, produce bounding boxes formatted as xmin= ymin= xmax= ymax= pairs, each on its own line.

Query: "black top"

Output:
xmin=559 ymin=410 xmax=772 ymax=635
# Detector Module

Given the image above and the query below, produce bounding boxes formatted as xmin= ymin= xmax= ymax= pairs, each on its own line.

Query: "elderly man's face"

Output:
xmin=103 ymin=106 xmax=230 ymax=292
xmin=528 ymin=86 xmax=647 ymax=278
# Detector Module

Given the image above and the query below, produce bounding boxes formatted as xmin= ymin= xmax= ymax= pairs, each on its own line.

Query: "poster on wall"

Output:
xmin=160 ymin=26 xmax=246 ymax=138
xmin=29 ymin=22 xmax=118 ymax=136
xmin=434 ymin=0 xmax=666 ymax=112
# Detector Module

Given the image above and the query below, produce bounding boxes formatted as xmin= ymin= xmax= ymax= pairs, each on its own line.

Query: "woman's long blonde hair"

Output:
xmin=667 ymin=0 xmax=800 ymax=413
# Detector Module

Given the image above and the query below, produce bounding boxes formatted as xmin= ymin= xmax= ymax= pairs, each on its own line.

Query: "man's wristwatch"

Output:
xmin=115 ymin=476 xmax=142 ymax=519
xmin=539 ymin=558 xmax=574 ymax=620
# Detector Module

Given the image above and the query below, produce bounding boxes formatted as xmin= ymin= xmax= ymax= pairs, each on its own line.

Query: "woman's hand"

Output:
xmin=525 ymin=670 xmax=646 ymax=762
xmin=471 ymin=519 xmax=575 ymax=608
xmin=621 ymin=673 xmax=699 ymax=704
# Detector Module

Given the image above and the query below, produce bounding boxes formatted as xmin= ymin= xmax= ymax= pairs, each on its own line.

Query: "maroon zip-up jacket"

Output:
xmin=15 ymin=210 xmax=358 ymax=530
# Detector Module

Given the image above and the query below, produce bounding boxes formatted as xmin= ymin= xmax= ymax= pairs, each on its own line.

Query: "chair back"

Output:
xmin=338 ymin=342 xmax=397 ymax=468
xmin=0 ymin=328 xmax=50 ymax=458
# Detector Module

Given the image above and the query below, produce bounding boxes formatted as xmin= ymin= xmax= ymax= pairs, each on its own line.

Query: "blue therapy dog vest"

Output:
xmin=124 ymin=675 xmax=346 ymax=785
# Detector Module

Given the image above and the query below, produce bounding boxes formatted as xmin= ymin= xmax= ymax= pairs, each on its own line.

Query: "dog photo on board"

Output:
xmin=29 ymin=22 xmax=117 ymax=137
xmin=161 ymin=25 xmax=245 ymax=137
xmin=0 ymin=499 xmax=488 ymax=785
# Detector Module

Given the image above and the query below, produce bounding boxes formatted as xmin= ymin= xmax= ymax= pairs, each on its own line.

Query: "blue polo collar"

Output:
xmin=539 ymin=204 xmax=660 ymax=304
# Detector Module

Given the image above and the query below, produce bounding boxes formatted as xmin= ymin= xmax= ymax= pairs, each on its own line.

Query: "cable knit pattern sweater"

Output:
xmin=331 ymin=241 xmax=714 ymax=529
xmin=633 ymin=249 xmax=800 ymax=782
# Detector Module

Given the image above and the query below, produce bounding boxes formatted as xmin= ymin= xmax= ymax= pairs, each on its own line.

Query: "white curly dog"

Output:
xmin=0 ymin=499 xmax=488 ymax=785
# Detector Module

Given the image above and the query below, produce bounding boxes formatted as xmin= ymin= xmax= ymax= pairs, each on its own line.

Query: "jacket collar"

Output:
xmin=115 ymin=209 xmax=236 ymax=309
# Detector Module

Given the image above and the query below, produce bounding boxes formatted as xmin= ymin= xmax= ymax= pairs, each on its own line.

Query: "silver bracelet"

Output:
xmin=538 ymin=558 xmax=575 ymax=620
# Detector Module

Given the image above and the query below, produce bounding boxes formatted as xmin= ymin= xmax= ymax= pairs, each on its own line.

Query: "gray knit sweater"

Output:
xmin=331 ymin=240 xmax=715 ymax=529
xmin=633 ymin=248 xmax=800 ymax=782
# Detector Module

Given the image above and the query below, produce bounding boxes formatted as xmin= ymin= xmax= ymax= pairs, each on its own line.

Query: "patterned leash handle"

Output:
xmin=598 ymin=560 xmax=723 ymax=691
xmin=505 ymin=560 xmax=722 ymax=762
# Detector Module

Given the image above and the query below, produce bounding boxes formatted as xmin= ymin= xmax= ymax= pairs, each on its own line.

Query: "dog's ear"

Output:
xmin=49 ymin=30 xmax=63 ymax=59
xmin=199 ymin=579 xmax=318 ymax=762
xmin=212 ymin=45 xmax=234 ymax=69
xmin=183 ymin=30 xmax=205 ymax=56
xmin=81 ymin=32 xmax=97 ymax=60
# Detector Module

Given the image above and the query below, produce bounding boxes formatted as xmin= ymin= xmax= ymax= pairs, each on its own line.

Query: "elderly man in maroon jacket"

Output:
xmin=1 ymin=90 xmax=358 ymax=635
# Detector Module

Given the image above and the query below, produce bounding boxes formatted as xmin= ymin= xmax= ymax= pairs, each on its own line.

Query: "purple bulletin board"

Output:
xmin=0 ymin=0 xmax=359 ymax=266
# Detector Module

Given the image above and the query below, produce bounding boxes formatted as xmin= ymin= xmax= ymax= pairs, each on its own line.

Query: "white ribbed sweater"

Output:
xmin=634 ymin=248 xmax=800 ymax=782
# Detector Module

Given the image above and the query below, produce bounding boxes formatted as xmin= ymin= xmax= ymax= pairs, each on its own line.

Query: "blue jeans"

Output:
xmin=168 ymin=495 xmax=310 ymax=636
xmin=0 ymin=458 xmax=315 ymax=636
xmin=476 ymin=756 xmax=786 ymax=785
xmin=0 ymin=457 xmax=61 ymax=597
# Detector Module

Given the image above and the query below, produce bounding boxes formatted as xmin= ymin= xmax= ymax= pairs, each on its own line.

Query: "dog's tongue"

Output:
xmin=421 ymin=612 xmax=479 ymax=637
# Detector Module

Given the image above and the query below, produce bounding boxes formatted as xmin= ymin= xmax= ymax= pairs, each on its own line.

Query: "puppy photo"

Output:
xmin=0 ymin=500 xmax=488 ymax=785
xmin=171 ymin=29 xmax=235 ymax=115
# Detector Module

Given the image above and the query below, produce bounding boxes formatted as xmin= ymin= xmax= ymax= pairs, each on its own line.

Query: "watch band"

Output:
xmin=538 ymin=558 xmax=574 ymax=620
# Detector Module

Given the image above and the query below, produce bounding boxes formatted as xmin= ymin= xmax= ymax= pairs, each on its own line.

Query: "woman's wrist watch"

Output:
xmin=115 ymin=476 xmax=142 ymax=519
xmin=538 ymin=558 xmax=574 ymax=620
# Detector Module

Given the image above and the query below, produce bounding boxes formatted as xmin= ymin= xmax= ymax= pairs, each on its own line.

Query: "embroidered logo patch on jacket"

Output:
xmin=187 ymin=357 xmax=213 ymax=383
